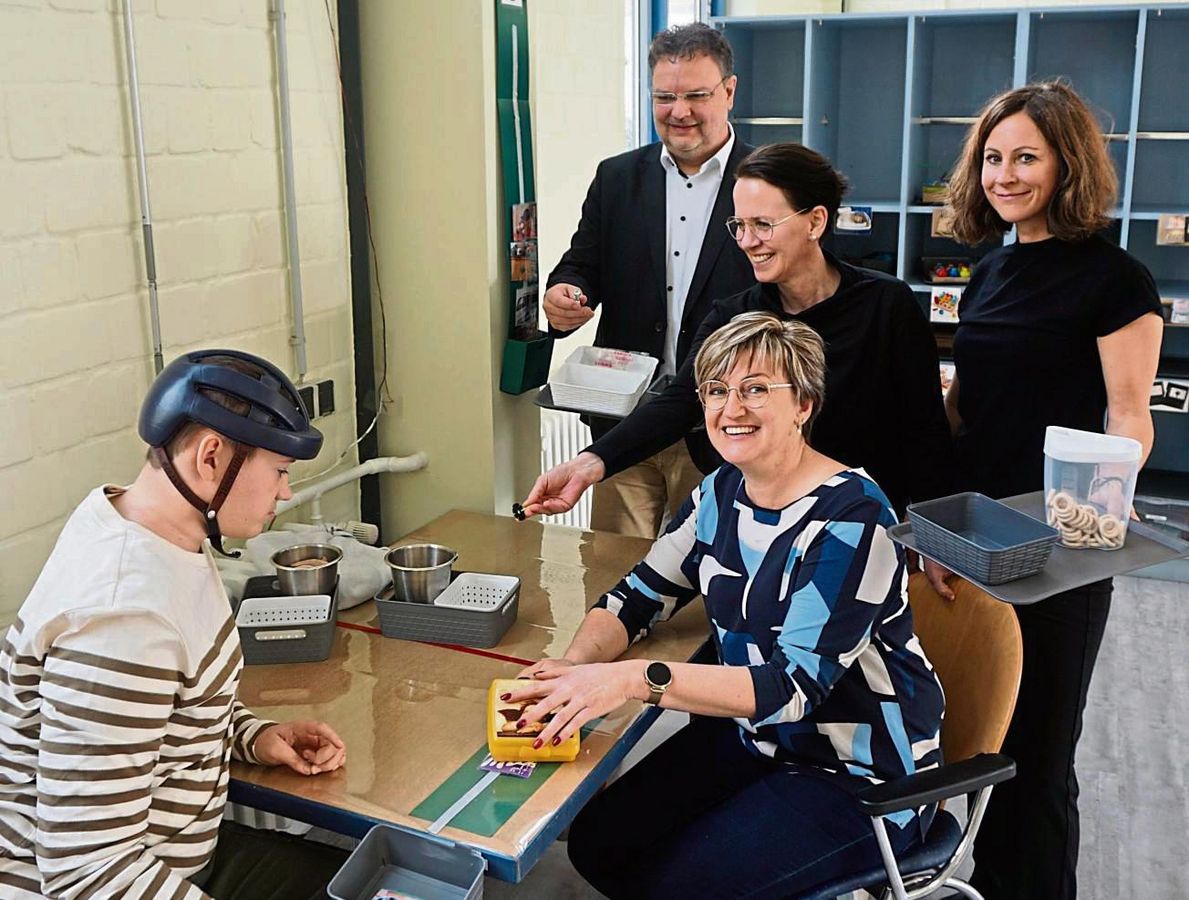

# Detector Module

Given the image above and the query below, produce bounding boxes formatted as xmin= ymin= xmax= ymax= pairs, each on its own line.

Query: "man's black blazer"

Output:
xmin=546 ymin=139 xmax=757 ymax=440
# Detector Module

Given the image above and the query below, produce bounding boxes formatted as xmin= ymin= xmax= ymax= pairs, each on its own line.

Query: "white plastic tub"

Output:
xmin=548 ymin=347 xmax=658 ymax=417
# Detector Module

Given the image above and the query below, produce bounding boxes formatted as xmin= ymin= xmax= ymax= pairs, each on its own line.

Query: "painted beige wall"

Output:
xmin=358 ymin=0 xmax=543 ymax=540
xmin=0 ymin=0 xmax=358 ymax=621
xmin=530 ymin=0 xmax=631 ymax=375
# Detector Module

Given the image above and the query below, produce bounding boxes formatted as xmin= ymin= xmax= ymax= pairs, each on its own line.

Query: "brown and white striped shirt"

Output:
xmin=0 ymin=487 xmax=273 ymax=899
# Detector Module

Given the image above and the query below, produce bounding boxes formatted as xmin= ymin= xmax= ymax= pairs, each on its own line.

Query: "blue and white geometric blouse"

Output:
xmin=597 ymin=465 xmax=945 ymax=789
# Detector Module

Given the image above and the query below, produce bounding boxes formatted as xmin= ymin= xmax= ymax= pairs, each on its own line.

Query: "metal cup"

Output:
xmin=271 ymin=543 xmax=342 ymax=596
xmin=386 ymin=543 xmax=457 ymax=604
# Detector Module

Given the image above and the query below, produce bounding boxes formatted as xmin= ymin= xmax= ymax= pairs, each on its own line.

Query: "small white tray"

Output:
xmin=433 ymin=573 xmax=520 ymax=610
xmin=236 ymin=595 xmax=332 ymax=628
xmin=548 ymin=347 xmax=658 ymax=417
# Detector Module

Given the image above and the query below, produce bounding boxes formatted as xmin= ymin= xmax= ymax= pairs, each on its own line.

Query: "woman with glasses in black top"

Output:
xmin=523 ymin=143 xmax=956 ymax=593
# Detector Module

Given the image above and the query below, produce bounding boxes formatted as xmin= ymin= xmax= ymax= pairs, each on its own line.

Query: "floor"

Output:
xmin=482 ymin=573 xmax=1189 ymax=899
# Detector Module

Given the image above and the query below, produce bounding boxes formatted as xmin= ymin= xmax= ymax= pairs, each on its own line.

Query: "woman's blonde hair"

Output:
xmin=694 ymin=312 xmax=826 ymax=438
xmin=947 ymin=81 xmax=1117 ymax=245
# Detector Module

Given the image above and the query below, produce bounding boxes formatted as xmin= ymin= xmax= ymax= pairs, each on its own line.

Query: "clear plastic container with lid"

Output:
xmin=1043 ymin=426 xmax=1142 ymax=551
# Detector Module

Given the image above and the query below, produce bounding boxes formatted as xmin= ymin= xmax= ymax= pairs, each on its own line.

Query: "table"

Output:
xmin=229 ymin=511 xmax=711 ymax=882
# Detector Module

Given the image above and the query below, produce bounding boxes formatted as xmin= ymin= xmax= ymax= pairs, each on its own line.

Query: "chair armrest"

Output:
xmin=856 ymin=753 xmax=1016 ymax=817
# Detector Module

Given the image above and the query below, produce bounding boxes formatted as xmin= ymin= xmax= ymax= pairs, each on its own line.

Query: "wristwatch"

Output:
xmin=643 ymin=661 xmax=673 ymax=705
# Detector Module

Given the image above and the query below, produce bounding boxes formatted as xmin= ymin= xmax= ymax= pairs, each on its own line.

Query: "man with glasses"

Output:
xmin=542 ymin=22 xmax=755 ymax=539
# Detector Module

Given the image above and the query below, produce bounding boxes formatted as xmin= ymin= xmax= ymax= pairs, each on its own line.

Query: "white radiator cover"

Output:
xmin=539 ymin=410 xmax=592 ymax=530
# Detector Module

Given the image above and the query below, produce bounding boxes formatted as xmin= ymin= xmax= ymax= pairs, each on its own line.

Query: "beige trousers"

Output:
xmin=590 ymin=440 xmax=705 ymax=539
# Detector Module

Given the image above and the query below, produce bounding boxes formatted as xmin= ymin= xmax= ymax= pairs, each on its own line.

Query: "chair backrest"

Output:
xmin=906 ymin=572 xmax=1023 ymax=765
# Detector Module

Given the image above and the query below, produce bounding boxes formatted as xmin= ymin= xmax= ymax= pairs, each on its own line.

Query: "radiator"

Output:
xmin=539 ymin=410 xmax=592 ymax=529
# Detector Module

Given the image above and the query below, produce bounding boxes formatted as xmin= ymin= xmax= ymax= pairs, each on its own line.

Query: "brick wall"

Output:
xmin=0 ymin=0 xmax=358 ymax=621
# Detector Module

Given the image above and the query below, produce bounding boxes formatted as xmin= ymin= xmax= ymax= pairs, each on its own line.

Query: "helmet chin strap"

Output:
xmin=151 ymin=445 xmax=249 ymax=558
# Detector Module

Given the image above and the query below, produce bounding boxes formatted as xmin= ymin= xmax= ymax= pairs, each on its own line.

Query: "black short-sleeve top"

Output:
xmin=952 ymin=233 xmax=1161 ymax=499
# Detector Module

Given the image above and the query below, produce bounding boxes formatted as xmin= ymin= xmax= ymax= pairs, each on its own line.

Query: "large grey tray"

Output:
xmin=890 ymin=491 xmax=1189 ymax=605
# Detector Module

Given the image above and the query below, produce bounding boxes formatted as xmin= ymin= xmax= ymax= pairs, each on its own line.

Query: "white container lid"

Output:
xmin=1044 ymin=426 xmax=1141 ymax=464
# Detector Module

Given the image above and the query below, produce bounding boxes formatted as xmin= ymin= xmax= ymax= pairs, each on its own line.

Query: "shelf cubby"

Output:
xmin=805 ymin=18 xmax=907 ymax=206
xmin=1137 ymin=8 xmax=1189 ymax=133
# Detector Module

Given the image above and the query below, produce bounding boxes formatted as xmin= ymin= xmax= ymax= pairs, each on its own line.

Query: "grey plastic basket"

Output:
xmin=236 ymin=575 xmax=338 ymax=665
xmin=907 ymin=492 xmax=1059 ymax=585
xmin=328 ymin=823 xmax=485 ymax=900
xmin=374 ymin=572 xmax=519 ymax=648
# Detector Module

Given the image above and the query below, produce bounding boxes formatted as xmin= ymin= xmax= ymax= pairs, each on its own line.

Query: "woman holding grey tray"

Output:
xmin=506 ymin=313 xmax=944 ymax=898
xmin=941 ymin=82 xmax=1163 ymax=900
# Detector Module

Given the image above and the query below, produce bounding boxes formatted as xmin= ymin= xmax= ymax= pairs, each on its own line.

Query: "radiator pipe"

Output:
xmin=271 ymin=0 xmax=309 ymax=379
xmin=121 ymin=0 xmax=164 ymax=375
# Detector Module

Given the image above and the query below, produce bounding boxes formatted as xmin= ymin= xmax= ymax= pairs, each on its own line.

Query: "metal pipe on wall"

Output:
xmin=271 ymin=0 xmax=309 ymax=380
xmin=121 ymin=0 xmax=165 ymax=375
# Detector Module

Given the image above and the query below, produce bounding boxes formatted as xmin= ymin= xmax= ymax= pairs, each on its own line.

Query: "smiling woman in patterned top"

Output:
xmin=507 ymin=312 xmax=945 ymax=899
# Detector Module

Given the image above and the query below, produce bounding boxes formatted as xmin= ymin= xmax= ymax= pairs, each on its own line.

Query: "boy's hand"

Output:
xmin=254 ymin=720 xmax=346 ymax=775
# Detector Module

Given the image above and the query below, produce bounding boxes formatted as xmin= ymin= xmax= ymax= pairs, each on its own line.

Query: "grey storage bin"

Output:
xmin=328 ymin=823 xmax=485 ymax=900
xmin=236 ymin=575 xmax=338 ymax=665
xmin=907 ymin=492 xmax=1059 ymax=585
xmin=374 ymin=573 xmax=519 ymax=649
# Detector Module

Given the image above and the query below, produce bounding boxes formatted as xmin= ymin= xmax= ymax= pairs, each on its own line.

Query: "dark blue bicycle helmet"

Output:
xmin=139 ymin=349 xmax=323 ymax=555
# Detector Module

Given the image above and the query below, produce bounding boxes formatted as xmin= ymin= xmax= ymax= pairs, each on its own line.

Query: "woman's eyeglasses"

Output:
xmin=697 ymin=377 xmax=796 ymax=410
xmin=725 ymin=209 xmax=810 ymax=242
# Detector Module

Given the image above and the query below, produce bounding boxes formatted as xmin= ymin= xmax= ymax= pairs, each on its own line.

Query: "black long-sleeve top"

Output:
xmin=587 ymin=253 xmax=956 ymax=516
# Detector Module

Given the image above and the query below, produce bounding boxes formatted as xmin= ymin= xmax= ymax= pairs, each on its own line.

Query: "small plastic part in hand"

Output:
xmin=512 ymin=502 xmax=526 ymax=521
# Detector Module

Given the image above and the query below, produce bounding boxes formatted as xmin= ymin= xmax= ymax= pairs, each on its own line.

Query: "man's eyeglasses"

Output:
xmin=697 ymin=377 xmax=796 ymax=410
xmin=725 ymin=209 xmax=810 ymax=241
xmin=651 ymin=77 xmax=729 ymax=107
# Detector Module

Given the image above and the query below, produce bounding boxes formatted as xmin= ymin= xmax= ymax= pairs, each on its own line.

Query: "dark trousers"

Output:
xmin=567 ymin=715 xmax=924 ymax=900
xmin=972 ymin=579 xmax=1113 ymax=900
xmin=192 ymin=820 xmax=350 ymax=900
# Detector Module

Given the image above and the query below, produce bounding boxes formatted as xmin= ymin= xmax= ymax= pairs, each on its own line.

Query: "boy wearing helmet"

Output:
xmin=0 ymin=350 xmax=348 ymax=899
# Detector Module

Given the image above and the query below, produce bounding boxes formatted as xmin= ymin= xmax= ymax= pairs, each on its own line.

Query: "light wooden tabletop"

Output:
xmin=231 ymin=510 xmax=711 ymax=880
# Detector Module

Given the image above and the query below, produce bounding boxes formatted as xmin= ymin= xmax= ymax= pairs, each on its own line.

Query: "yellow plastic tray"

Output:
xmin=487 ymin=679 xmax=580 ymax=763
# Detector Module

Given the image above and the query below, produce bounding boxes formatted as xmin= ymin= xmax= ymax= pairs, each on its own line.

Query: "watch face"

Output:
xmin=646 ymin=661 xmax=672 ymax=688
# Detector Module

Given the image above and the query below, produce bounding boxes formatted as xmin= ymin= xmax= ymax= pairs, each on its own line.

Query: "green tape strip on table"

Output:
xmin=411 ymin=723 xmax=601 ymax=837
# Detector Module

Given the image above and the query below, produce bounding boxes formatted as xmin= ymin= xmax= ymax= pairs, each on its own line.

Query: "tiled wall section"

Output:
xmin=0 ymin=0 xmax=358 ymax=621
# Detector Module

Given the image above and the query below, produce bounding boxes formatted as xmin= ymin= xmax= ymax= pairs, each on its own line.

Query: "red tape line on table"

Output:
xmin=335 ymin=620 xmax=534 ymax=667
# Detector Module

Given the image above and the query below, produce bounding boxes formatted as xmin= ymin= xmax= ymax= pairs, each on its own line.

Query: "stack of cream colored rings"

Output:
xmin=1045 ymin=490 xmax=1125 ymax=550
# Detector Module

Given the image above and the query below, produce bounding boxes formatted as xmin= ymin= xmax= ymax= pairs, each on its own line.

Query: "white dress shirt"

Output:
xmin=658 ymin=126 xmax=736 ymax=376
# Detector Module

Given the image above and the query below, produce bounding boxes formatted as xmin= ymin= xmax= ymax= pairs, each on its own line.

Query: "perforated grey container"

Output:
xmin=907 ymin=492 xmax=1059 ymax=585
xmin=328 ymin=823 xmax=485 ymax=900
xmin=236 ymin=575 xmax=338 ymax=665
xmin=375 ymin=573 xmax=519 ymax=648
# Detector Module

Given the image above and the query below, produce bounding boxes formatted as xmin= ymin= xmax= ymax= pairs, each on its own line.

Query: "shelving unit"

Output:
xmin=710 ymin=3 xmax=1189 ymax=512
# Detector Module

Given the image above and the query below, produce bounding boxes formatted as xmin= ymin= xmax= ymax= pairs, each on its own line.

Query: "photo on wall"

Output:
xmin=512 ymin=201 xmax=537 ymax=241
xmin=513 ymin=283 xmax=539 ymax=340
xmin=510 ymin=240 xmax=537 ymax=282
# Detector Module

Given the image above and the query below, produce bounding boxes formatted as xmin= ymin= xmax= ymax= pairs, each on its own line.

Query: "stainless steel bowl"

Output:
xmin=271 ymin=543 xmax=342 ymax=596
xmin=386 ymin=543 xmax=457 ymax=604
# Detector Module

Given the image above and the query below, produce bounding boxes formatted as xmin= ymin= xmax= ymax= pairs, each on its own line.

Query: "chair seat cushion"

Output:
xmin=795 ymin=810 xmax=963 ymax=900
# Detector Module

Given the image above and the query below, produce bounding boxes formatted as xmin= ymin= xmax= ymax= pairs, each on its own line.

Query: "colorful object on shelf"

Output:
xmin=922 ymin=256 xmax=972 ymax=284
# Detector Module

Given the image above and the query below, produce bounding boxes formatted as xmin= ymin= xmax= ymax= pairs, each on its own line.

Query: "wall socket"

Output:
xmin=297 ymin=379 xmax=335 ymax=419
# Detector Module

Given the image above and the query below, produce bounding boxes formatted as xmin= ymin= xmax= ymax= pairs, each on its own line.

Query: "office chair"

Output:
xmin=798 ymin=572 xmax=1023 ymax=900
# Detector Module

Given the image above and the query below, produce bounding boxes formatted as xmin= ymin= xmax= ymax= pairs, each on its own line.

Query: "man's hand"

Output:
xmin=519 ymin=452 xmax=606 ymax=519
xmin=253 ymin=720 xmax=346 ymax=776
xmin=543 ymin=283 xmax=594 ymax=332
xmin=923 ymin=558 xmax=956 ymax=602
